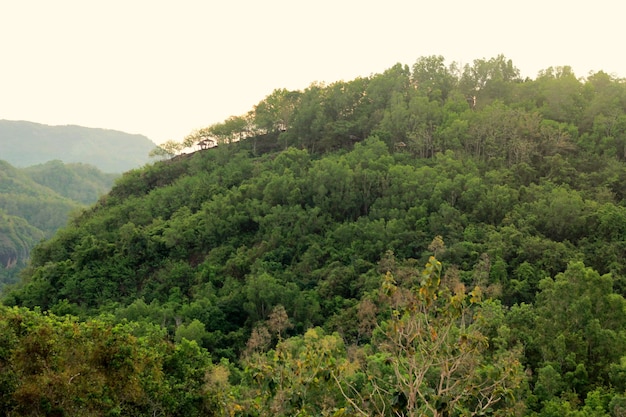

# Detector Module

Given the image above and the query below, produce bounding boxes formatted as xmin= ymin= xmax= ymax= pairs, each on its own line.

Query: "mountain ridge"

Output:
xmin=0 ymin=119 xmax=156 ymax=173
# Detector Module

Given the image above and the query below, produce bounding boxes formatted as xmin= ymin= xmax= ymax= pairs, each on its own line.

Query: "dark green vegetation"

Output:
xmin=3 ymin=55 xmax=626 ymax=416
xmin=0 ymin=120 xmax=156 ymax=173
xmin=0 ymin=160 xmax=117 ymax=291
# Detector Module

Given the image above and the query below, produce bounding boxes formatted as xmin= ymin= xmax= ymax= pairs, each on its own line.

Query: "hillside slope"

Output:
xmin=22 ymin=160 xmax=118 ymax=204
xmin=0 ymin=160 xmax=81 ymax=235
xmin=4 ymin=56 xmax=626 ymax=415
xmin=0 ymin=159 xmax=118 ymax=290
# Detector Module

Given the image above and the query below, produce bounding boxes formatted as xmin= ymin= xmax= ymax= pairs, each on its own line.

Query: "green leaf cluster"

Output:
xmin=0 ymin=305 xmax=213 ymax=416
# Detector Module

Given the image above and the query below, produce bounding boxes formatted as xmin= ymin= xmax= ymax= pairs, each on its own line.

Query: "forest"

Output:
xmin=2 ymin=55 xmax=626 ymax=416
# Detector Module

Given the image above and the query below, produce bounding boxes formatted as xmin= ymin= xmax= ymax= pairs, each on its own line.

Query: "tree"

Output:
xmin=286 ymin=82 xmax=327 ymax=152
xmin=532 ymin=66 xmax=585 ymax=124
xmin=254 ymin=88 xmax=301 ymax=133
xmin=459 ymin=55 xmax=521 ymax=105
xmin=207 ymin=114 xmax=252 ymax=144
xmin=534 ymin=262 xmax=626 ymax=401
xmin=338 ymin=256 xmax=526 ymax=416
xmin=0 ymin=307 xmax=173 ymax=416
xmin=412 ymin=55 xmax=457 ymax=102
xmin=149 ymin=139 xmax=185 ymax=158
xmin=239 ymin=327 xmax=347 ymax=416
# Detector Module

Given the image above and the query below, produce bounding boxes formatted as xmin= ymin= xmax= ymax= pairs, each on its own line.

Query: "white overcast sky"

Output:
xmin=1 ymin=1 xmax=623 ymax=145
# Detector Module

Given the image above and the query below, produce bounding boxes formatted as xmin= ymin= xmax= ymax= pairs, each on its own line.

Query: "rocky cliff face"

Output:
xmin=0 ymin=213 xmax=45 ymax=289
xmin=0 ymin=225 xmax=34 ymax=268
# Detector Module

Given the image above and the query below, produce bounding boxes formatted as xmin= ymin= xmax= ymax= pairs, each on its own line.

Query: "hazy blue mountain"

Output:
xmin=0 ymin=120 xmax=156 ymax=173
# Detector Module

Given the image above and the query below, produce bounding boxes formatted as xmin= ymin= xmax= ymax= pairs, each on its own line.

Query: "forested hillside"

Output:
xmin=3 ymin=55 xmax=626 ymax=416
xmin=0 ymin=160 xmax=117 ymax=290
xmin=22 ymin=160 xmax=118 ymax=205
xmin=0 ymin=120 xmax=156 ymax=173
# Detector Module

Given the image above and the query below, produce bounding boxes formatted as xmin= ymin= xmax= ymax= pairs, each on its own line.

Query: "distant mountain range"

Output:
xmin=0 ymin=120 xmax=156 ymax=173
xmin=0 ymin=120 xmax=157 ymax=291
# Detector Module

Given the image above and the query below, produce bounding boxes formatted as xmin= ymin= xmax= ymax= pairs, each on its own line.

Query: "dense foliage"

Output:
xmin=23 ymin=160 xmax=118 ymax=205
xmin=3 ymin=55 xmax=626 ymax=415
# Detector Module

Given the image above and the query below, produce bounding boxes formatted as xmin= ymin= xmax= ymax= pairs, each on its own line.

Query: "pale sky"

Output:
xmin=1 ymin=1 xmax=624 ymax=146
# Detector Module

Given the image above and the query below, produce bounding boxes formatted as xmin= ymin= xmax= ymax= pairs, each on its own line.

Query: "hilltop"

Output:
xmin=2 ymin=55 xmax=626 ymax=416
